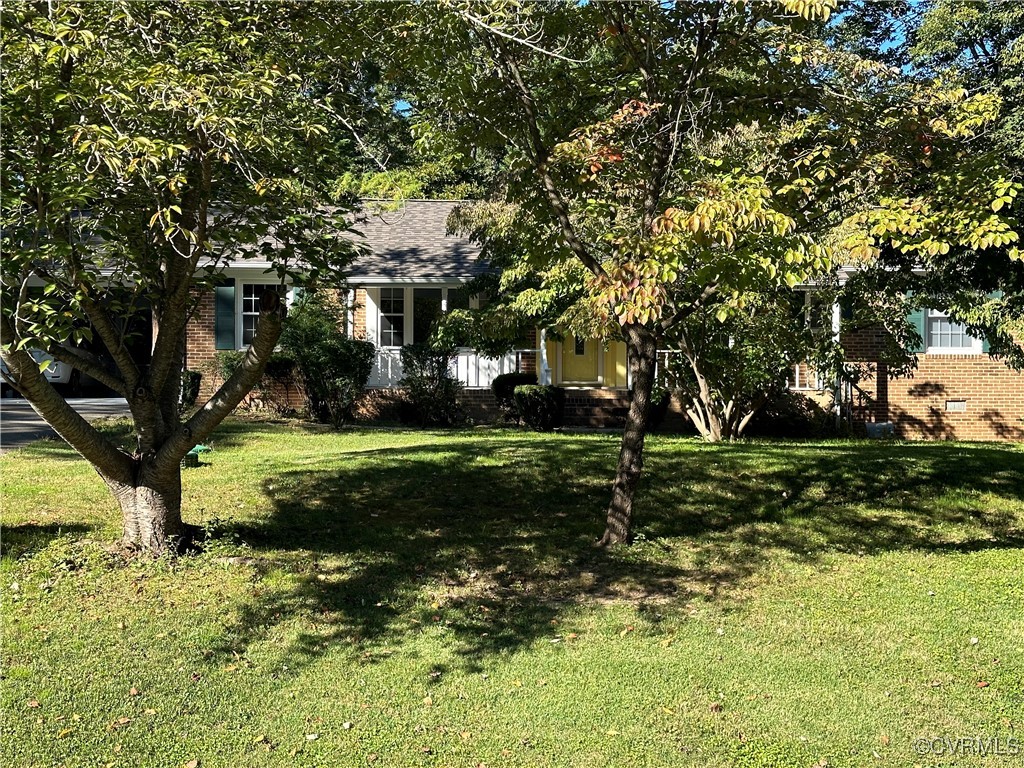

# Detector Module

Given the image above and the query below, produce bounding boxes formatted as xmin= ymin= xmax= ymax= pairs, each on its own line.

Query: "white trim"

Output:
xmin=235 ymin=278 xmax=294 ymax=350
xmin=347 ymin=276 xmax=477 ymax=286
xmin=347 ymin=288 xmax=356 ymax=339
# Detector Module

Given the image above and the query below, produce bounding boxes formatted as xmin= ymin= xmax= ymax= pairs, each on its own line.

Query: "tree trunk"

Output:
xmin=598 ymin=324 xmax=658 ymax=547
xmin=105 ymin=460 xmax=187 ymax=554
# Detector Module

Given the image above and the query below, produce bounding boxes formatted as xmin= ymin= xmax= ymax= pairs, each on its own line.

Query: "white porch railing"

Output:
xmin=367 ymin=347 xmax=529 ymax=389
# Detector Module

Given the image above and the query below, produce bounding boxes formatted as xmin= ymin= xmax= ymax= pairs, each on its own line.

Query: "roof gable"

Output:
xmin=346 ymin=199 xmax=487 ymax=283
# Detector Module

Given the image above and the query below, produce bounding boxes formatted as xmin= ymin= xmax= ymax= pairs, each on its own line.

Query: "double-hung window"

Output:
xmin=379 ymin=287 xmax=405 ymax=347
xmin=926 ymin=309 xmax=980 ymax=354
xmin=240 ymin=283 xmax=286 ymax=347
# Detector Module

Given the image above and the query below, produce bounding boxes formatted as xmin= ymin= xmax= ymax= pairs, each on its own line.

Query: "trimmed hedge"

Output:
xmin=399 ymin=344 xmax=463 ymax=426
xmin=491 ymin=371 xmax=537 ymax=421
xmin=512 ymin=384 xmax=565 ymax=431
xmin=280 ymin=293 xmax=374 ymax=425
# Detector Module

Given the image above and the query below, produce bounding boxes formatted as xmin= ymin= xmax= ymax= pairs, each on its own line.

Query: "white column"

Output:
xmin=832 ymin=299 xmax=843 ymax=425
xmin=347 ymin=288 xmax=356 ymax=339
xmin=538 ymin=328 xmax=552 ymax=384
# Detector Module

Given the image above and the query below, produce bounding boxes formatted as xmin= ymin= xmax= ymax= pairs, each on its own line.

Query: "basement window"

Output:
xmin=945 ymin=400 xmax=967 ymax=413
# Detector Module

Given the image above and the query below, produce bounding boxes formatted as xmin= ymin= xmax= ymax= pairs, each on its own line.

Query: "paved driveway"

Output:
xmin=0 ymin=397 xmax=130 ymax=452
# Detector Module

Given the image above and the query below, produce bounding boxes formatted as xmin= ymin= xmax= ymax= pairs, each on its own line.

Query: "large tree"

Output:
xmin=0 ymin=1 xmax=360 ymax=553
xmin=391 ymin=0 xmax=1019 ymax=542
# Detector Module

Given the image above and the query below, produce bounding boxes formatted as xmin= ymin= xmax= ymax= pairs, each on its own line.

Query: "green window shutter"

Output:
xmin=214 ymin=279 xmax=236 ymax=350
xmin=290 ymin=285 xmax=304 ymax=305
xmin=907 ymin=306 xmax=926 ymax=354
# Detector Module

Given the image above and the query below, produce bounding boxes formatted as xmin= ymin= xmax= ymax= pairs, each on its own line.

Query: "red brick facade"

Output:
xmin=843 ymin=327 xmax=1023 ymax=441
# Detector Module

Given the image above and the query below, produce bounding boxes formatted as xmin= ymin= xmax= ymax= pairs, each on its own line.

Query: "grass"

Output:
xmin=1 ymin=420 xmax=1022 ymax=768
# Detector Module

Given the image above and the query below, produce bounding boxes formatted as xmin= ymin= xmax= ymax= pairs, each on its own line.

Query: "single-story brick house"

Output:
xmin=184 ymin=199 xmax=1023 ymax=440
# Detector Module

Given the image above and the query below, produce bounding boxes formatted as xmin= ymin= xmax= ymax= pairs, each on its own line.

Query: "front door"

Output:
xmin=560 ymin=334 xmax=599 ymax=383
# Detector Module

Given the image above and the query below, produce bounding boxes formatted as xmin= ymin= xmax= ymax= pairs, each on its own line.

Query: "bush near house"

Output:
xmin=513 ymin=384 xmax=565 ymax=431
xmin=206 ymin=350 xmax=300 ymax=415
xmin=280 ymin=294 xmax=375 ymax=427
xmin=491 ymin=372 xmax=538 ymax=422
xmin=399 ymin=344 xmax=463 ymax=426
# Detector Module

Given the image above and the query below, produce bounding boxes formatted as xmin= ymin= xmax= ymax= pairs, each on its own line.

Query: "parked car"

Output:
xmin=1 ymin=348 xmax=82 ymax=397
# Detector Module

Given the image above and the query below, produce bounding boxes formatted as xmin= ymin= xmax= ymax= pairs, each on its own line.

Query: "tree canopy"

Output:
xmin=1 ymin=0 xmax=360 ymax=552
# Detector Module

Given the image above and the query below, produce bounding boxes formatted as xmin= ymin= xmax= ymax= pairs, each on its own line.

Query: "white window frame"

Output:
xmin=372 ymin=284 xmax=475 ymax=349
xmin=925 ymin=309 xmax=982 ymax=355
xmin=237 ymin=280 xmax=294 ymax=350
xmin=377 ymin=287 xmax=407 ymax=348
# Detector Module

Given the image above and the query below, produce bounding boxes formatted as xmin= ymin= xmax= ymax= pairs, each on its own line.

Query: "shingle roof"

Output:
xmin=346 ymin=199 xmax=487 ymax=283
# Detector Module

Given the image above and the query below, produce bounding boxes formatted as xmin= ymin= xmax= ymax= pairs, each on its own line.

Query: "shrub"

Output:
xmin=745 ymin=389 xmax=839 ymax=438
xmin=180 ymin=370 xmax=202 ymax=408
xmin=205 ymin=350 xmax=298 ymax=414
xmin=399 ymin=344 xmax=463 ymax=426
xmin=512 ymin=384 xmax=565 ymax=431
xmin=646 ymin=384 xmax=672 ymax=430
xmin=280 ymin=294 xmax=374 ymax=426
xmin=491 ymin=371 xmax=537 ymax=422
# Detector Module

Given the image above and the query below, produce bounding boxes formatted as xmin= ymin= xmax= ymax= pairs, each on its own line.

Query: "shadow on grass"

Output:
xmin=1 ymin=522 xmax=96 ymax=559
xmin=217 ymin=435 xmax=1023 ymax=672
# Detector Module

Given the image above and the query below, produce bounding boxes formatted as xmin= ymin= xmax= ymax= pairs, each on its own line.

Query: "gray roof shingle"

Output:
xmin=346 ymin=199 xmax=487 ymax=283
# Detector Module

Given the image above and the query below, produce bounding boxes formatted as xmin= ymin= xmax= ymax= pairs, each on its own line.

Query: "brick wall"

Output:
xmin=353 ymin=288 xmax=367 ymax=339
xmin=185 ymin=290 xmax=218 ymax=373
xmin=842 ymin=327 xmax=1024 ymax=441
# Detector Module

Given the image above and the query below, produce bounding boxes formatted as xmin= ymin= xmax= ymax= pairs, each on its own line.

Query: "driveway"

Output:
xmin=0 ymin=397 xmax=130 ymax=452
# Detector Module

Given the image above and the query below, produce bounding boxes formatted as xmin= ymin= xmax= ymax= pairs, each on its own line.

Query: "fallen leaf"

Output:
xmin=422 ymin=696 xmax=433 ymax=707
xmin=144 ymin=708 xmax=157 ymax=716
xmin=253 ymin=735 xmax=268 ymax=744
xmin=129 ymin=687 xmax=140 ymax=697
xmin=185 ymin=761 xmax=200 ymax=768
xmin=460 ymin=731 xmax=472 ymax=742
xmin=57 ymin=728 xmax=74 ymax=738
xmin=710 ymin=702 xmax=724 ymax=713
xmin=305 ymin=733 xmax=319 ymax=741
xmin=880 ymin=734 xmax=890 ymax=746
xmin=605 ymin=728 xmax=620 ymax=736
xmin=661 ymin=707 xmax=675 ymax=715
xmin=977 ymin=681 xmax=990 ymax=688
xmin=342 ymin=722 xmax=353 ymax=730
xmin=27 ymin=700 xmax=39 ymax=708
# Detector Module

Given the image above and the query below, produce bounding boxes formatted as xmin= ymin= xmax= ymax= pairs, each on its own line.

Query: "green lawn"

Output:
xmin=2 ymin=422 xmax=1022 ymax=767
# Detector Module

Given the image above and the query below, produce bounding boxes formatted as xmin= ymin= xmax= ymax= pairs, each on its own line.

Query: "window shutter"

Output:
xmin=214 ymin=279 xmax=236 ymax=350
xmin=907 ymin=306 xmax=926 ymax=354
xmin=291 ymin=285 xmax=304 ymax=304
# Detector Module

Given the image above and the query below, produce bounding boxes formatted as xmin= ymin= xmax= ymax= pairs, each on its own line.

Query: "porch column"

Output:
xmin=347 ymin=288 xmax=356 ymax=339
xmin=538 ymin=328 xmax=552 ymax=385
xmin=832 ymin=299 xmax=843 ymax=428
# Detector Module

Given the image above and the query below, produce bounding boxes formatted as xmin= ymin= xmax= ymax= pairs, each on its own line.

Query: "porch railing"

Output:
xmin=368 ymin=347 xmax=531 ymax=389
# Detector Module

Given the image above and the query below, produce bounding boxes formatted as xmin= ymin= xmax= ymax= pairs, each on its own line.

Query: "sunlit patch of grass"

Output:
xmin=2 ymin=422 xmax=1022 ymax=767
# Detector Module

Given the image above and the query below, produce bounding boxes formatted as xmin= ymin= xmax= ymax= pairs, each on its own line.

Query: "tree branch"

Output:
xmin=0 ymin=315 xmax=133 ymax=483
xmin=155 ymin=294 xmax=284 ymax=466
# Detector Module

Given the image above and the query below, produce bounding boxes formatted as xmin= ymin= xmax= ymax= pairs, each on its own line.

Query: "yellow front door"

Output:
xmin=561 ymin=334 xmax=599 ymax=383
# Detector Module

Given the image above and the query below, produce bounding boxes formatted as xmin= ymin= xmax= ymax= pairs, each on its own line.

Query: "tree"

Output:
xmin=390 ymin=0 xmax=1020 ymax=542
xmin=0 ymin=1 xmax=359 ymax=554
xmin=831 ymin=0 xmax=1024 ymax=363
